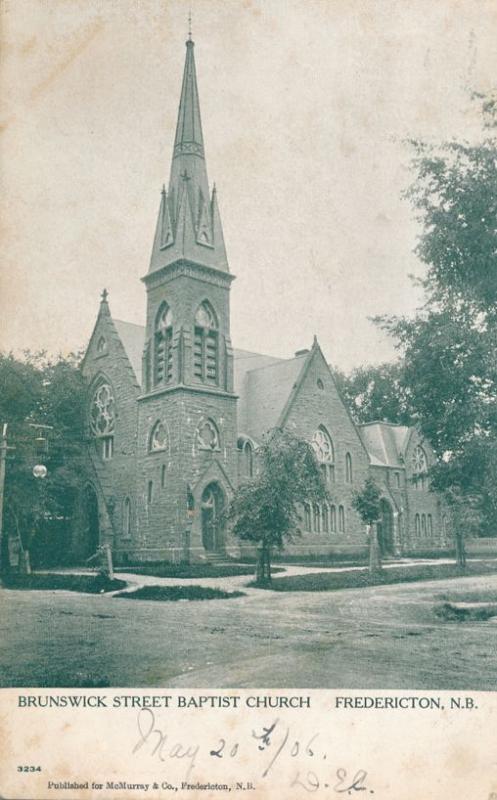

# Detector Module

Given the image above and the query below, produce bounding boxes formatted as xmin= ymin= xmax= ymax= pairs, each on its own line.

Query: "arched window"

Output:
xmin=311 ymin=426 xmax=335 ymax=483
xmin=196 ymin=418 xmax=220 ymax=451
xmin=89 ymin=381 xmax=115 ymax=460
xmin=415 ymin=514 xmax=420 ymax=536
xmin=97 ymin=336 xmax=107 ymax=354
xmin=345 ymin=452 xmax=353 ymax=484
xmin=193 ymin=301 xmax=218 ymax=385
xmin=322 ymin=504 xmax=329 ymax=533
xmin=338 ymin=505 xmax=345 ymax=533
xmin=154 ymin=303 xmax=173 ymax=386
xmin=412 ymin=445 xmax=428 ymax=491
xmin=313 ymin=504 xmax=321 ymax=532
xmin=238 ymin=439 xmax=254 ymax=478
xmin=123 ymin=497 xmax=131 ymax=537
xmin=304 ymin=503 xmax=311 ymax=532
xmin=330 ymin=505 xmax=337 ymax=532
xmin=427 ymin=514 xmax=433 ymax=536
xmin=421 ymin=514 xmax=427 ymax=536
xmin=149 ymin=420 xmax=169 ymax=452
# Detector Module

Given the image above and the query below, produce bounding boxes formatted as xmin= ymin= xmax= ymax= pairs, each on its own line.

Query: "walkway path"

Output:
xmin=46 ymin=556 xmax=497 ymax=596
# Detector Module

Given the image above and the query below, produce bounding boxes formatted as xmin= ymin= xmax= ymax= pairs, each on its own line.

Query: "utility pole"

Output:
xmin=0 ymin=423 xmax=8 ymax=574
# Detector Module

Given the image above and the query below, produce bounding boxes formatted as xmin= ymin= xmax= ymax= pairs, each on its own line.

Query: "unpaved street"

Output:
xmin=1 ymin=572 xmax=496 ymax=689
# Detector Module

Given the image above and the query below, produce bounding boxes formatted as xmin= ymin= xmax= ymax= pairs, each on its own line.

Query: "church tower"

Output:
xmin=137 ymin=34 xmax=237 ymax=560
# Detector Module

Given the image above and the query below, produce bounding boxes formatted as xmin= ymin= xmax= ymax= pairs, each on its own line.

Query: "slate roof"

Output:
xmin=358 ymin=422 xmax=410 ymax=468
xmin=109 ymin=317 xmax=412 ymax=464
xmin=109 ymin=320 xmax=304 ymax=440
xmin=113 ymin=320 xmax=146 ymax=385
xmin=235 ymin=352 xmax=307 ymax=442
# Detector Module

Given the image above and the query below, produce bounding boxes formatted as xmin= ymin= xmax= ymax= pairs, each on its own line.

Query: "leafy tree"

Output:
xmin=226 ymin=428 xmax=329 ymax=584
xmin=352 ymin=477 xmax=382 ymax=574
xmin=0 ymin=350 xmax=86 ymax=572
xmin=377 ymin=92 xmax=497 ymax=545
xmin=335 ymin=362 xmax=411 ymax=425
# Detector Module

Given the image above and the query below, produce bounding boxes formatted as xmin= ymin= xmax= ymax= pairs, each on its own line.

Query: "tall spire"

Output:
xmin=169 ymin=36 xmax=208 ymax=202
xmin=148 ymin=36 xmax=229 ymax=275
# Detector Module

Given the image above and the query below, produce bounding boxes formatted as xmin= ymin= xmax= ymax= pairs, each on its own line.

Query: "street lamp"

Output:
xmin=22 ymin=462 xmax=49 ymax=575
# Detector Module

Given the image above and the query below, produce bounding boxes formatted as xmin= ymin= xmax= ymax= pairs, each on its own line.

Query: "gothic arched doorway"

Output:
xmin=84 ymin=485 xmax=100 ymax=558
xmin=201 ymin=483 xmax=225 ymax=553
xmin=377 ymin=498 xmax=394 ymax=556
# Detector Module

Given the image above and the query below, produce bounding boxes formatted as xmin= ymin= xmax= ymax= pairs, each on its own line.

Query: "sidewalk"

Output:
xmin=41 ymin=556 xmax=497 ymax=597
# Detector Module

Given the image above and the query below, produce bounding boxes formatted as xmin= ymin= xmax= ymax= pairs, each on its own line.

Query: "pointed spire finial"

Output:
xmin=188 ymin=10 xmax=193 ymax=43
xmin=101 ymin=288 xmax=109 ymax=303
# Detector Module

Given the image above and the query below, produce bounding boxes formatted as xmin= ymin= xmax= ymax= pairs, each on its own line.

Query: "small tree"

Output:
xmin=227 ymin=428 xmax=329 ymax=584
xmin=444 ymin=487 xmax=482 ymax=569
xmin=352 ymin=477 xmax=382 ymax=574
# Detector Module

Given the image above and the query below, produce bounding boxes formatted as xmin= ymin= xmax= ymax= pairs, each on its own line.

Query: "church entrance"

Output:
xmin=201 ymin=482 xmax=225 ymax=553
xmin=84 ymin=485 xmax=100 ymax=558
xmin=377 ymin=498 xmax=394 ymax=556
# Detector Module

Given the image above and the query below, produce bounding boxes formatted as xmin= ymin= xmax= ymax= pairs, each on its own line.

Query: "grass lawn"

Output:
xmin=2 ymin=573 xmax=127 ymax=594
xmin=115 ymin=562 xmax=283 ymax=578
xmin=254 ymin=560 xmax=497 ymax=592
xmin=115 ymin=585 xmax=245 ymax=601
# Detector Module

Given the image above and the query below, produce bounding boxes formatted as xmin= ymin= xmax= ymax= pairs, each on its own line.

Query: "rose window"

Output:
xmin=311 ymin=427 xmax=334 ymax=463
xmin=412 ymin=445 xmax=427 ymax=474
xmin=89 ymin=383 xmax=115 ymax=436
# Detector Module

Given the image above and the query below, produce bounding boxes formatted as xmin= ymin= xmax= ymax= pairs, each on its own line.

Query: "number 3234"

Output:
xmin=17 ymin=766 xmax=42 ymax=772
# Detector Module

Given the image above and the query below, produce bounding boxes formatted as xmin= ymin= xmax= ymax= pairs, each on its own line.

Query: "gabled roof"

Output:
xmin=99 ymin=322 xmax=296 ymax=439
xmin=94 ymin=318 xmax=306 ymax=441
xmin=113 ymin=320 xmax=145 ymax=384
xmin=87 ymin=313 xmax=416 ymax=463
xmin=236 ymin=353 xmax=308 ymax=442
xmin=358 ymin=422 xmax=410 ymax=467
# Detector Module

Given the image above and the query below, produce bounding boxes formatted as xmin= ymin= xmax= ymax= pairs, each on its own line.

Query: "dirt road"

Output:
xmin=1 ymin=572 xmax=496 ymax=689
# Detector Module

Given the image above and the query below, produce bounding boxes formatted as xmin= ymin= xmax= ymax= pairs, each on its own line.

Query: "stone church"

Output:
xmin=78 ymin=35 xmax=448 ymax=565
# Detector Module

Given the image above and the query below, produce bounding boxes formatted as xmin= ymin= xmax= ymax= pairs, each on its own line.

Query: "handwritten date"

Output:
xmin=132 ymin=709 xmax=373 ymax=793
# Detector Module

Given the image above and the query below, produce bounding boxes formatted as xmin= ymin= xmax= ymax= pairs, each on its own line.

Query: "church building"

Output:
xmin=78 ymin=35 xmax=448 ymax=565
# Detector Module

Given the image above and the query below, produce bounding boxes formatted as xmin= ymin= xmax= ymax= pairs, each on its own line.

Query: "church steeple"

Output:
xmin=148 ymin=37 xmax=229 ymax=275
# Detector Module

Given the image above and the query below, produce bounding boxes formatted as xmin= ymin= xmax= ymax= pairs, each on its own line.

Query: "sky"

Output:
xmin=1 ymin=0 xmax=496 ymax=371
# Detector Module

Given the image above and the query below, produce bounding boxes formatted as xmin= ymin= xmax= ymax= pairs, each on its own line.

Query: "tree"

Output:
xmin=226 ymin=428 xmax=329 ymax=584
xmin=0 ymin=350 xmax=86 ymax=572
xmin=335 ymin=362 xmax=411 ymax=425
xmin=377 ymin=92 xmax=497 ymax=547
xmin=352 ymin=477 xmax=382 ymax=574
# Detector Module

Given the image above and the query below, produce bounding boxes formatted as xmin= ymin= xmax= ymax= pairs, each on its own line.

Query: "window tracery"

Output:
xmin=193 ymin=301 xmax=218 ymax=385
xmin=412 ymin=445 xmax=428 ymax=474
xmin=154 ymin=303 xmax=173 ymax=386
xmin=89 ymin=382 xmax=115 ymax=460
xmin=149 ymin=420 xmax=169 ymax=452
xmin=311 ymin=426 xmax=335 ymax=483
xmin=196 ymin=418 xmax=220 ymax=451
